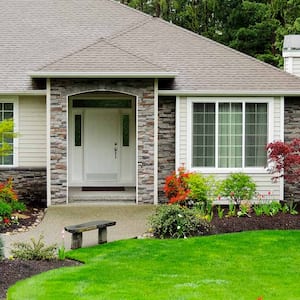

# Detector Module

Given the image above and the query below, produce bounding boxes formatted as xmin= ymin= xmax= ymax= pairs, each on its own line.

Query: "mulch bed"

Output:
xmin=0 ymin=206 xmax=300 ymax=299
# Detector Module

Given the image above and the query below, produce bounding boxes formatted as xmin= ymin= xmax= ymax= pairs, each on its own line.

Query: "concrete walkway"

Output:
xmin=1 ymin=204 xmax=156 ymax=257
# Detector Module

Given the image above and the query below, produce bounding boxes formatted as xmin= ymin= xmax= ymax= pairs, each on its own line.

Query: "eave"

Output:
xmin=158 ymin=89 xmax=300 ymax=97
xmin=29 ymin=71 xmax=178 ymax=79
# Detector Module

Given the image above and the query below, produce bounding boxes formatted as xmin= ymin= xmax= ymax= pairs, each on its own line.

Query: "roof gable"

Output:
xmin=1 ymin=0 xmax=300 ymax=94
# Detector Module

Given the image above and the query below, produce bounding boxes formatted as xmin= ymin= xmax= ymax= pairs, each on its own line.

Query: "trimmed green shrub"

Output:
xmin=11 ymin=235 xmax=57 ymax=260
xmin=149 ymin=204 xmax=213 ymax=239
xmin=10 ymin=200 xmax=26 ymax=212
xmin=219 ymin=173 xmax=256 ymax=205
xmin=187 ymin=173 xmax=219 ymax=207
xmin=0 ymin=200 xmax=12 ymax=218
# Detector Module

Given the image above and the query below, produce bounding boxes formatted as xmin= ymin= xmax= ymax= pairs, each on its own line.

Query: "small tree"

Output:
xmin=0 ymin=119 xmax=16 ymax=157
xmin=266 ymin=139 xmax=300 ymax=184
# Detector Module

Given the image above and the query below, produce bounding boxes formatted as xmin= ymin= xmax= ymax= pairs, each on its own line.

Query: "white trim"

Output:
xmin=283 ymin=50 xmax=300 ymax=58
xmin=0 ymin=90 xmax=47 ymax=96
xmin=280 ymin=96 xmax=285 ymax=201
xmin=135 ymin=96 xmax=139 ymax=204
xmin=175 ymin=96 xmax=180 ymax=170
xmin=187 ymin=96 xmax=274 ymax=172
xmin=159 ymin=89 xmax=300 ymax=97
xmin=268 ymin=99 xmax=274 ymax=142
xmin=154 ymin=79 xmax=158 ymax=205
xmin=186 ymin=97 xmax=192 ymax=169
xmin=0 ymin=95 xmax=19 ymax=167
xmin=46 ymin=79 xmax=51 ymax=207
xmin=29 ymin=71 xmax=178 ymax=79
xmin=66 ymin=94 xmax=69 ymax=205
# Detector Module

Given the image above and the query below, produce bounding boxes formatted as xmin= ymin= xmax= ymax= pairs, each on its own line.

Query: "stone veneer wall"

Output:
xmin=0 ymin=167 xmax=46 ymax=207
xmin=158 ymin=97 xmax=176 ymax=203
xmin=50 ymin=78 xmax=155 ymax=204
xmin=284 ymin=97 xmax=300 ymax=202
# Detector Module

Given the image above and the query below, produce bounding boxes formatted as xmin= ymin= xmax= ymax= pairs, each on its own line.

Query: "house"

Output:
xmin=1 ymin=0 xmax=300 ymax=206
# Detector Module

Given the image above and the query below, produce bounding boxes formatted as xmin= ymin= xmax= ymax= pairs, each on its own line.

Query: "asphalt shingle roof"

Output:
xmin=1 ymin=0 xmax=300 ymax=93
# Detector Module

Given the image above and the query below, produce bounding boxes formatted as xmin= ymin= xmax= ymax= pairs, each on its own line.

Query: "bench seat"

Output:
xmin=65 ymin=220 xmax=116 ymax=249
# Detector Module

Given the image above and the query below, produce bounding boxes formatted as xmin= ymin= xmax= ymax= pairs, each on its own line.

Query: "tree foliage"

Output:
xmin=0 ymin=119 xmax=16 ymax=157
xmin=120 ymin=0 xmax=300 ymax=67
xmin=267 ymin=139 xmax=300 ymax=184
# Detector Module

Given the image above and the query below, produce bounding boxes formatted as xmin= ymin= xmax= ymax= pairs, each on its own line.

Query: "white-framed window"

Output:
xmin=190 ymin=98 xmax=271 ymax=170
xmin=0 ymin=96 xmax=18 ymax=166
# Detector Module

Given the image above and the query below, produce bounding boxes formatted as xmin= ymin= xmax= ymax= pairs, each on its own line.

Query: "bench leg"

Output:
xmin=98 ymin=228 xmax=107 ymax=244
xmin=71 ymin=232 xmax=83 ymax=249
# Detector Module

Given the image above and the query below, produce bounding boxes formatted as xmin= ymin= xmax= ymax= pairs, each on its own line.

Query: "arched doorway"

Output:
xmin=68 ymin=91 xmax=136 ymax=200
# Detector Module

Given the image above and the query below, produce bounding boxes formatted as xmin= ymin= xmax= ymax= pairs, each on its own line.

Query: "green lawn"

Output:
xmin=8 ymin=230 xmax=300 ymax=300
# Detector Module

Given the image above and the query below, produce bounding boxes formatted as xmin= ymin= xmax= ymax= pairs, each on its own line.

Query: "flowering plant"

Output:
xmin=0 ymin=178 xmax=25 ymax=229
xmin=0 ymin=177 xmax=18 ymax=203
xmin=164 ymin=166 xmax=191 ymax=204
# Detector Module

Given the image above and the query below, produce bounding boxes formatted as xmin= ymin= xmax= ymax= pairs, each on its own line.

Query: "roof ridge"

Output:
xmin=37 ymin=36 xmax=171 ymax=73
xmin=153 ymin=17 xmax=300 ymax=80
xmin=36 ymin=16 xmax=154 ymax=72
xmin=36 ymin=38 xmax=107 ymax=71
xmin=105 ymin=39 xmax=171 ymax=72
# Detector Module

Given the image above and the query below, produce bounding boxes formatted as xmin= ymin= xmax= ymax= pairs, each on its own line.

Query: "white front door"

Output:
xmin=84 ymin=109 xmax=120 ymax=184
xmin=69 ymin=104 xmax=136 ymax=187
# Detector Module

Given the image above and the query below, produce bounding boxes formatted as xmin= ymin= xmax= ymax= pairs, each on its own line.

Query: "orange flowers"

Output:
xmin=164 ymin=166 xmax=191 ymax=204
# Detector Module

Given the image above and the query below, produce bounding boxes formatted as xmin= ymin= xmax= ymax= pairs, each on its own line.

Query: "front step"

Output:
xmin=68 ymin=187 xmax=136 ymax=204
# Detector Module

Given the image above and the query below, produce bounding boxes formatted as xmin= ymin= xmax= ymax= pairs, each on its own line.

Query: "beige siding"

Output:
xmin=273 ymin=97 xmax=282 ymax=141
xmin=178 ymin=97 xmax=188 ymax=165
xmin=177 ymin=96 xmax=282 ymax=200
xmin=18 ymin=96 xmax=46 ymax=166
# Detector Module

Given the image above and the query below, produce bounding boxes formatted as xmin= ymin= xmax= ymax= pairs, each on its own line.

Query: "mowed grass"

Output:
xmin=8 ymin=230 xmax=300 ymax=300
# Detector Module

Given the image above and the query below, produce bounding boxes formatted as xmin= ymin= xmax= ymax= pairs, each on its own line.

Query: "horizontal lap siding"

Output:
xmin=18 ymin=96 xmax=47 ymax=167
xmin=178 ymin=97 xmax=187 ymax=166
xmin=177 ymin=96 xmax=282 ymax=201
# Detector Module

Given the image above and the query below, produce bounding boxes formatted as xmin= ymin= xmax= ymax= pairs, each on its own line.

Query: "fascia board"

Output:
xmin=158 ymin=89 xmax=300 ymax=97
xmin=0 ymin=90 xmax=47 ymax=96
xmin=29 ymin=71 xmax=178 ymax=79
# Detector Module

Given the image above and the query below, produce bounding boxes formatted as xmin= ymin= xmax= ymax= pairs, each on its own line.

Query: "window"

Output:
xmin=0 ymin=102 xmax=14 ymax=165
xmin=192 ymin=102 xmax=268 ymax=168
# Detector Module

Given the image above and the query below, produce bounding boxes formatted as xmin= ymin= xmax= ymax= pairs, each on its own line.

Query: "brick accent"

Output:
xmin=158 ymin=97 xmax=176 ymax=203
xmin=284 ymin=97 xmax=300 ymax=202
xmin=50 ymin=78 xmax=155 ymax=204
xmin=0 ymin=167 xmax=46 ymax=207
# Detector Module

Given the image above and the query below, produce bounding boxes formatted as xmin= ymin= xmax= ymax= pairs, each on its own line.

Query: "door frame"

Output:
xmin=68 ymin=92 xmax=136 ymax=188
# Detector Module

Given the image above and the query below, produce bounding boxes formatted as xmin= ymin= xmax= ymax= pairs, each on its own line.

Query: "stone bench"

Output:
xmin=65 ymin=220 xmax=116 ymax=249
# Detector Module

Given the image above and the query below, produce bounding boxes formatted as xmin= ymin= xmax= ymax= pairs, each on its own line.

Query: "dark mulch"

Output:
xmin=0 ymin=259 xmax=81 ymax=299
xmin=211 ymin=209 xmax=300 ymax=234
xmin=0 ymin=207 xmax=45 ymax=234
xmin=0 ymin=205 xmax=300 ymax=299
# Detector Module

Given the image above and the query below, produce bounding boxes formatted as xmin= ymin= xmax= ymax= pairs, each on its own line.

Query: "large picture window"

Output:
xmin=0 ymin=102 xmax=14 ymax=165
xmin=193 ymin=102 xmax=268 ymax=168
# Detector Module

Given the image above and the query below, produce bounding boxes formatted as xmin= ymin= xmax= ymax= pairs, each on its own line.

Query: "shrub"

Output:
xmin=10 ymin=200 xmax=26 ymax=212
xmin=0 ymin=177 xmax=18 ymax=203
xmin=0 ymin=178 xmax=26 ymax=228
xmin=164 ymin=166 xmax=191 ymax=204
xmin=11 ymin=235 xmax=57 ymax=260
xmin=266 ymin=139 xmax=300 ymax=183
xmin=0 ymin=236 xmax=4 ymax=260
xmin=219 ymin=173 xmax=256 ymax=205
xmin=0 ymin=200 xmax=12 ymax=218
xmin=148 ymin=204 xmax=212 ymax=239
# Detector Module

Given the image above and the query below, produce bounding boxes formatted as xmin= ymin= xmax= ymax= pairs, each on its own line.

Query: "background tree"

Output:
xmin=121 ymin=0 xmax=300 ymax=67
